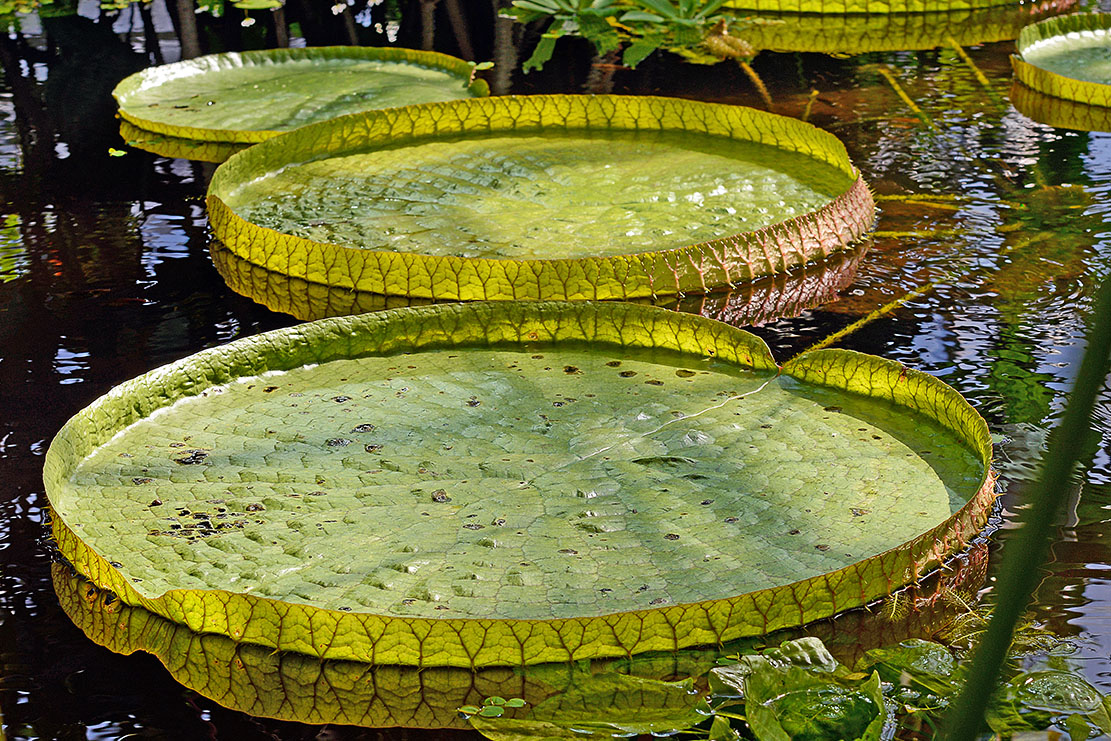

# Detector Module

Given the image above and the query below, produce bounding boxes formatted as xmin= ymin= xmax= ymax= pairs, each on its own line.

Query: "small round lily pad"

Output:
xmin=44 ymin=301 xmax=993 ymax=667
xmin=113 ymin=46 xmax=488 ymax=157
xmin=206 ymin=95 xmax=875 ymax=301
xmin=1011 ymin=13 xmax=1111 ymax=109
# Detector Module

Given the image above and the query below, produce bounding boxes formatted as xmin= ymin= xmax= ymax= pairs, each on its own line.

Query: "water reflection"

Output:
xmin=52 ymin=540 xmax=987 ymax=734
xmin=210 ymin=239 xmax=867 ymax=326
xmin=1011 ymin=81 xmax=1111 ymax=133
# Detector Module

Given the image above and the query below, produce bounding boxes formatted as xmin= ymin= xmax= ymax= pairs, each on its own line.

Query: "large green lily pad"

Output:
xmin=206 ymin=95 xmax=874 ymax=301
xmin=113 ymin=47 xmax=488 ymax=156
xmin=1012 ymin=13 xmax=1111 ymax=109
xmin=732 ymin=3 xmax=1072 ymax=54
xmin=722 ymin=0 xmax=1024 ymax=14
xmin=45 ymin=301 xmax=992 ymax=667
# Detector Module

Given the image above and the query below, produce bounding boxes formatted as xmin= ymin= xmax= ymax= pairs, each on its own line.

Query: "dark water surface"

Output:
xmin=2 ymin=1 xmax=1111 ymax=738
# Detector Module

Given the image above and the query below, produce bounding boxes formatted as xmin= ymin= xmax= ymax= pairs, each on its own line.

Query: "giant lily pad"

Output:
xmin=1011 ymin=13 xmax=1111 ymax=109
xmin=44 ymin=301 xmax=992 ymax=667
xmin=206 ymin=95 xmax=874 ymax=301
xmin=113 ymin=47 xmax=488 ymax=159
xmin=723 ymin=0 xmax=1026 ymax=15
xmin=733 ymin=2 xmax=1073 ymax=55
xmin=118 ymin=119 xmax=246 ymax=164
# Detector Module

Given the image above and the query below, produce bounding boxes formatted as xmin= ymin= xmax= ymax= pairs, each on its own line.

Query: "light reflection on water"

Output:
xmin=0 ymin=2 xmax=1110 ymax=738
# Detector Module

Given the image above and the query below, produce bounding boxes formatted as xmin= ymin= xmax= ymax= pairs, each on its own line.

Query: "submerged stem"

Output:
xmin=739 ymin=61 xmax=773 ymax=109
xmin=876 ymin=65 xmax=935 ymax=129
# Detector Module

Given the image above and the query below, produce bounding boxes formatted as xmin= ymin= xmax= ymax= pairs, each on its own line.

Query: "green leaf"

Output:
xmin=709 ymin=714 xmax=742 ymax=740
xmin=620 ymin=10 xmax=665 ymax=21
xmin=633 ymin=0 xmax=681 ymax=19
xmin=576 ymin=12 xmax=621 ymax=53
xmin=746 ymin=664 xmax=886 ymax=740
xmin=522 ymin=33 xmax=559 ymax=72
xmin=113 ymin=47 xmax=488 ymax=147
xmin=622 ymin=36 xmax=661 ymax=67
xmin=207 ymin=94 xmax=874 ymax=301
xmin=46 ymin=302 xmax=992 ymax=667
xmin=861 ymin=639 xmax=959 ymax=697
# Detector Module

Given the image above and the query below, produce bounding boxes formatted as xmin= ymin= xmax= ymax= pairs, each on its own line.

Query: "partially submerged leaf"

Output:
xmin=986 ymin=670 xmax=1107 ymax=734
xmin=207 ymin=95 xmax=874 ymax=300
xmin=861 ymin=639 xmax=959 ymax=698
xmin=739 ymin=640 xmax=887 ymax=741
xmin=114 ymin=46 xmax=488 ymax=148
xmin=46 ymin=301 xmax=992 ymax=666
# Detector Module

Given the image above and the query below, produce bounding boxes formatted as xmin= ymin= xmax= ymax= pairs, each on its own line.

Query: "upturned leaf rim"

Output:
xmin=45 ymin=301 xmax=993 ymax=668
xmin=113 ymin=45 xmax=490 ymax=144
xmin=1011 ymin=12 xmax=1111 ymax=109
xmin=206 ymin=94 xmax=875 ymax=301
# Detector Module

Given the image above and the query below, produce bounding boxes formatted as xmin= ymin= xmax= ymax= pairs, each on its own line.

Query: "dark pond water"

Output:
xmin=2 ymin=0 xmax=1111 ymax=738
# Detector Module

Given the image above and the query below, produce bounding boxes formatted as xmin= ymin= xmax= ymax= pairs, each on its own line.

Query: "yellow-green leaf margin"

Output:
xmin=206 ymin=95 xmax=875 ymax=302
xmin=735 ymin=2 xmax=1072 ymax=55
xmin=113 ymin=46 xmax=490 ymax=145
xmin=45 ymin=301 xmax=994 ymax=668
xmin=1011 ymin=13 xmax=1111 ymax=109
xmin=722 ymin=0 xmax=1020 ymax=15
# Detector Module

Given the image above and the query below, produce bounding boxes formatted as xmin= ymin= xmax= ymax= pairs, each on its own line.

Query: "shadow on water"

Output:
xmin=1 ymin=0 xmax=1110 ymax=737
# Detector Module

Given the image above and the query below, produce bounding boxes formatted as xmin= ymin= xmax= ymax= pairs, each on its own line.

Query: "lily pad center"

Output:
xmin=223 ymin=130 xmax=854 ymax=260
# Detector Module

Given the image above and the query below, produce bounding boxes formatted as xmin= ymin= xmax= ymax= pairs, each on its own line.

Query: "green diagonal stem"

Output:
xmin=942 ymin=276 xmax=1111 ymax=739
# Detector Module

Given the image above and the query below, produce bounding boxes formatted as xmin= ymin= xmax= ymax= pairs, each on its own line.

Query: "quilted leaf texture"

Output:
xmin=45 ymin=301 xmax=993 ymax=667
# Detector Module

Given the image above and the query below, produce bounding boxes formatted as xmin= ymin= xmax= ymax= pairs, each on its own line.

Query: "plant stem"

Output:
xmin=941 ymin=276 xmax=1111 ymax=739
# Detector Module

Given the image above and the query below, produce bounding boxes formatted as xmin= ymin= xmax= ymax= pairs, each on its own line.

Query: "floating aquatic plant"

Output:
xmin=1011 ymin=12 xmax=1111 ymax=109
xmin=206 ymin=95 xmax=874 ymax=301
xmin=45 ymin=301 xmax=992 ymax=667
xmin=113 ymin=46 xmax=488 ymax=161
